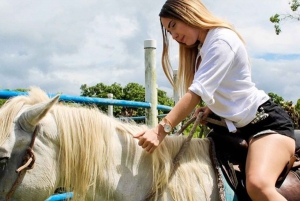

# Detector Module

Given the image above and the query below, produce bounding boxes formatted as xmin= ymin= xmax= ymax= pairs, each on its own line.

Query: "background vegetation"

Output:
xmin=270 ymin=0 xmax=300 ymax=34
xmin=1 ymin=84 xmax=299 ymax=138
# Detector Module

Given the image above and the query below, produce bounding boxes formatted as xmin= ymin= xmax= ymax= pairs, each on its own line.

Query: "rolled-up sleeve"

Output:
xmin=188 ymin=39 xmax=235 ymax=105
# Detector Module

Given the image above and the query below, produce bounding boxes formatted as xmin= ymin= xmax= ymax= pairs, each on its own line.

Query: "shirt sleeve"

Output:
xmin=188 ymin=39 xmax=235 ymax=105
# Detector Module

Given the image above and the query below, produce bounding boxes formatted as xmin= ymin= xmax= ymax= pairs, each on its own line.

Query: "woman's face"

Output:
xmin=161 ymin=17 xmax=200 ymax=46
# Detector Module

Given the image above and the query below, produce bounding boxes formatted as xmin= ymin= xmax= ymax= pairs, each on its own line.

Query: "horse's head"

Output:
xmin=0 ymin=92 xmax=61 ymax=200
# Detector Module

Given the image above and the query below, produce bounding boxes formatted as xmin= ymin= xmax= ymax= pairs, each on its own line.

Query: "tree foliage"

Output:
xmin=0 ymin=99 xmax=5 ymax=107
xmin=80 ymin=82 xmax=174 ymax=122
xmin=270 ymin=0 xmax=300 ymax=34
xmin=80 ymin=82 xmax=124 ymax=116
xmin=268 ymin=92 xmax=300 ymax=129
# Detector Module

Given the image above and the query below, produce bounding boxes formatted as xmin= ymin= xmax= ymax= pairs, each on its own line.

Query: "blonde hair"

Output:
xmin=159 ymin=0 xmax=244 ymax=94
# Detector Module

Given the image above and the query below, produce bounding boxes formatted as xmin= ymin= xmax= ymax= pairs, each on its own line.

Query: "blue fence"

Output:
xmin=0 ymin=90 xmax=172 ymax=111
xmin=45 ymin=192 xmax=74 ymax=201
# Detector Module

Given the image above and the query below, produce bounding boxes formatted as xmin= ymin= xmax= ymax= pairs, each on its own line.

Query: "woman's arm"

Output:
xmin=133 ymin=90 xmax=201 ymax=153
xmin=165 ymin=90 xmax=201 ymax=126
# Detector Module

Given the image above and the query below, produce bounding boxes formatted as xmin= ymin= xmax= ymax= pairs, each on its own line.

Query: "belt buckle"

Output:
xmin=251 ymin=107 xmax=269 ymax=124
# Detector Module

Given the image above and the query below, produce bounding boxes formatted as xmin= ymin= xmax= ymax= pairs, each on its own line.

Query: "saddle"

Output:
xmin=208 ymin=129 xmax=300 ymax=201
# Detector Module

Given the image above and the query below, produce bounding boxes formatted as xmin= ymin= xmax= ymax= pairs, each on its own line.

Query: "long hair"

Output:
xmin=159 ymin=0 xmax=244 ymax=94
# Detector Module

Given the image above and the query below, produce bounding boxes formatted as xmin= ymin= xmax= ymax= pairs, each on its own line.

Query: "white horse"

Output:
xmin=0 ymin=87 xmax=221 ymax=201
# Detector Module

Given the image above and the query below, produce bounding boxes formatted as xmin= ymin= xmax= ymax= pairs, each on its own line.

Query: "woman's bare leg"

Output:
xmin=246 ymin=133 xmax=295 ymax=201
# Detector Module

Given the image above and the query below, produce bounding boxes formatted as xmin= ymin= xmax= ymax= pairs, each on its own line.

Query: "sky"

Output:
xmin=0 ymin=0 xmax=299 ymax=103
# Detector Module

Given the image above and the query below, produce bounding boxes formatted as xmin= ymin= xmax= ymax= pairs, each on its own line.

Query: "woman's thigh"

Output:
xmin=246 ymin=133 xmax=295 ymax=185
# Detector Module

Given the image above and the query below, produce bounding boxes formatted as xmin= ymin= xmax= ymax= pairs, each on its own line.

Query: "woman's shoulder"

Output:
xmin=207 ymin=28 xmax=238 ymax=41
xmin=204 ymin=28 xmax=243 ymax=49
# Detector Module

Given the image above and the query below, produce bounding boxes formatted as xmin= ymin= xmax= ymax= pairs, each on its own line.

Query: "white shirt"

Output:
xmin=188 ymin=28 xmax=269 ymax=128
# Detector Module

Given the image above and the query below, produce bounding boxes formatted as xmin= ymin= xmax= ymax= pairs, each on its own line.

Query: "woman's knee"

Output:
xmin=246 ymin=174 xmax=267 ymax=193
xmin=246 ymin=175 xmax=275 ymax=198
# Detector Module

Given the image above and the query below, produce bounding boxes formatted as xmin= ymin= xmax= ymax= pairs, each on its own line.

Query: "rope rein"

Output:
xmin=6 ymin=125 xmax=40 ymax=201
xmin=142 ymin=113 xmax=226 ymax=201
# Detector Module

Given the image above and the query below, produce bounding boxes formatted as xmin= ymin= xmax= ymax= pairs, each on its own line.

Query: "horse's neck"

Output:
xmin=108 ymin=131 xmax=155 ymax=201
xmin=109 ymin=134 xmax=218 ymax=201
xmin=94 ymin=127 xmax=219 ymax=201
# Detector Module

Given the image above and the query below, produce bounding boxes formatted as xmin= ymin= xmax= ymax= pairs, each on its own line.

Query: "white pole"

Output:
xmin=173 ymin=69 xmax=182 ymax=131
xmin=107 ymin=93 xmax=113 ymax=117
xmin=144 ymin=39 xmax=158 ymax=127
xmin=173 ymin=69 xmax=180 ymax=104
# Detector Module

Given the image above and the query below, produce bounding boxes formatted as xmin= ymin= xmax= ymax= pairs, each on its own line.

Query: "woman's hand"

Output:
xmin=193 ymin=106 xmax=212 ymax=124
xmin=133 ymin=126 xmax=167 ymax=154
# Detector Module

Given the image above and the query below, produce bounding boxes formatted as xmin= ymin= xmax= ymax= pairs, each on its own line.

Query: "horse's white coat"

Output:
xmin=0 ymin=89 xmax=220 ymax=201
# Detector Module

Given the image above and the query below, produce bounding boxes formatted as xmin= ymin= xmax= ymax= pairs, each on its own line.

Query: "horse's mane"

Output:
xmin=51 ymin=101 xmax=150 ymax=200
xmin=0 ymin=87 xmax=214 ymax=201
xmin=51 ymin=99 xmax=214 ymax=201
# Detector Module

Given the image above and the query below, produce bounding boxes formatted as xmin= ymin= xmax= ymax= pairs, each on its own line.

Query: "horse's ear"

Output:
xmin=18 ymin=95 xmax=60 ymax=132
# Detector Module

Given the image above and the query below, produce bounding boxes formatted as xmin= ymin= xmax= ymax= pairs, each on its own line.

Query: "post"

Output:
xmin=107 ymin=93 xmax=113 ymax=117
xmin=173 ymin=69 xmax=182 ymax=131
xmin=173 ymin=69 xmax=180 ymax=104
xmin=144 ymin=39 xmax=158 ymax=127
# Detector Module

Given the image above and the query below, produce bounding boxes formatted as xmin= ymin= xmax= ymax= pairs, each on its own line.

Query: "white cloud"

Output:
xmin=252 ymin=58 xmax=300 ymax=103
xmin=0 ymin=0 xmax=299 ymax=104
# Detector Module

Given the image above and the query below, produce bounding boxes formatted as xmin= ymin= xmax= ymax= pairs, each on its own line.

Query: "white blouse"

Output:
xmin=188 ymin=28 xmax=269 ymax=129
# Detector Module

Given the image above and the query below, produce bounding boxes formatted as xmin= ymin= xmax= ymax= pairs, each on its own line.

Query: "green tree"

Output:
xmin=157 ymin=89 xmax=174 ymax=114
xmin=178 ymin=100 xmax=209 ymax=138
xmin=268 ymin=92 xmax=300 ymax=129
xmin=122 ymin=83 xmax=145 ymax=118
xmin=80 ymin=82 xmax=124 ymax=116
xmin=0 ymin=99 xmax=5 ymax=107
xmin=270 ymin=0 xmax=300 ymax=34
xmin=268 ymin=92 xmax=284 ymax=104
xmin=80 ymin=82 xmax=123 ymax=99
xmin=296 ymin=99 xmax=300 ymax=112
xmin=80 ymin=82 xmax=174 ymax=121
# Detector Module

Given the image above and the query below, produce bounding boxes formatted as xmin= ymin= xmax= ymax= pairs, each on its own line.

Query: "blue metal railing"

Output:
xmin=0 ymin=90 xmax=173 ymax=111
xmin=44 ymin=192 xmax=73 ymax=201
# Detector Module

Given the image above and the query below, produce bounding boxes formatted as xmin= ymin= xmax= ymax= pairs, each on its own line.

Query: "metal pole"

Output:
xmin=144 ymin=39 xmax=158 ymax=127
xmin=173 ymin=69 xmax=182 ymax=131
xmin=107 ymin=93 xmax=113 ymax=117
xmin=173 ymin=69 xmax=180 ymax=104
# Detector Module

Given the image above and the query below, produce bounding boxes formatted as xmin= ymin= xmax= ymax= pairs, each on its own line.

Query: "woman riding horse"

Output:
xmin=134 ymin=1 xmax=296 ymax=200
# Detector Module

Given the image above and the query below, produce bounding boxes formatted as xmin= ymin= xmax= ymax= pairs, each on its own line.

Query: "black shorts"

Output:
xmin=207 ymin=99 xmax=295 ymax=143
xmin=239 ymin=99 xmax=295 ymax=141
